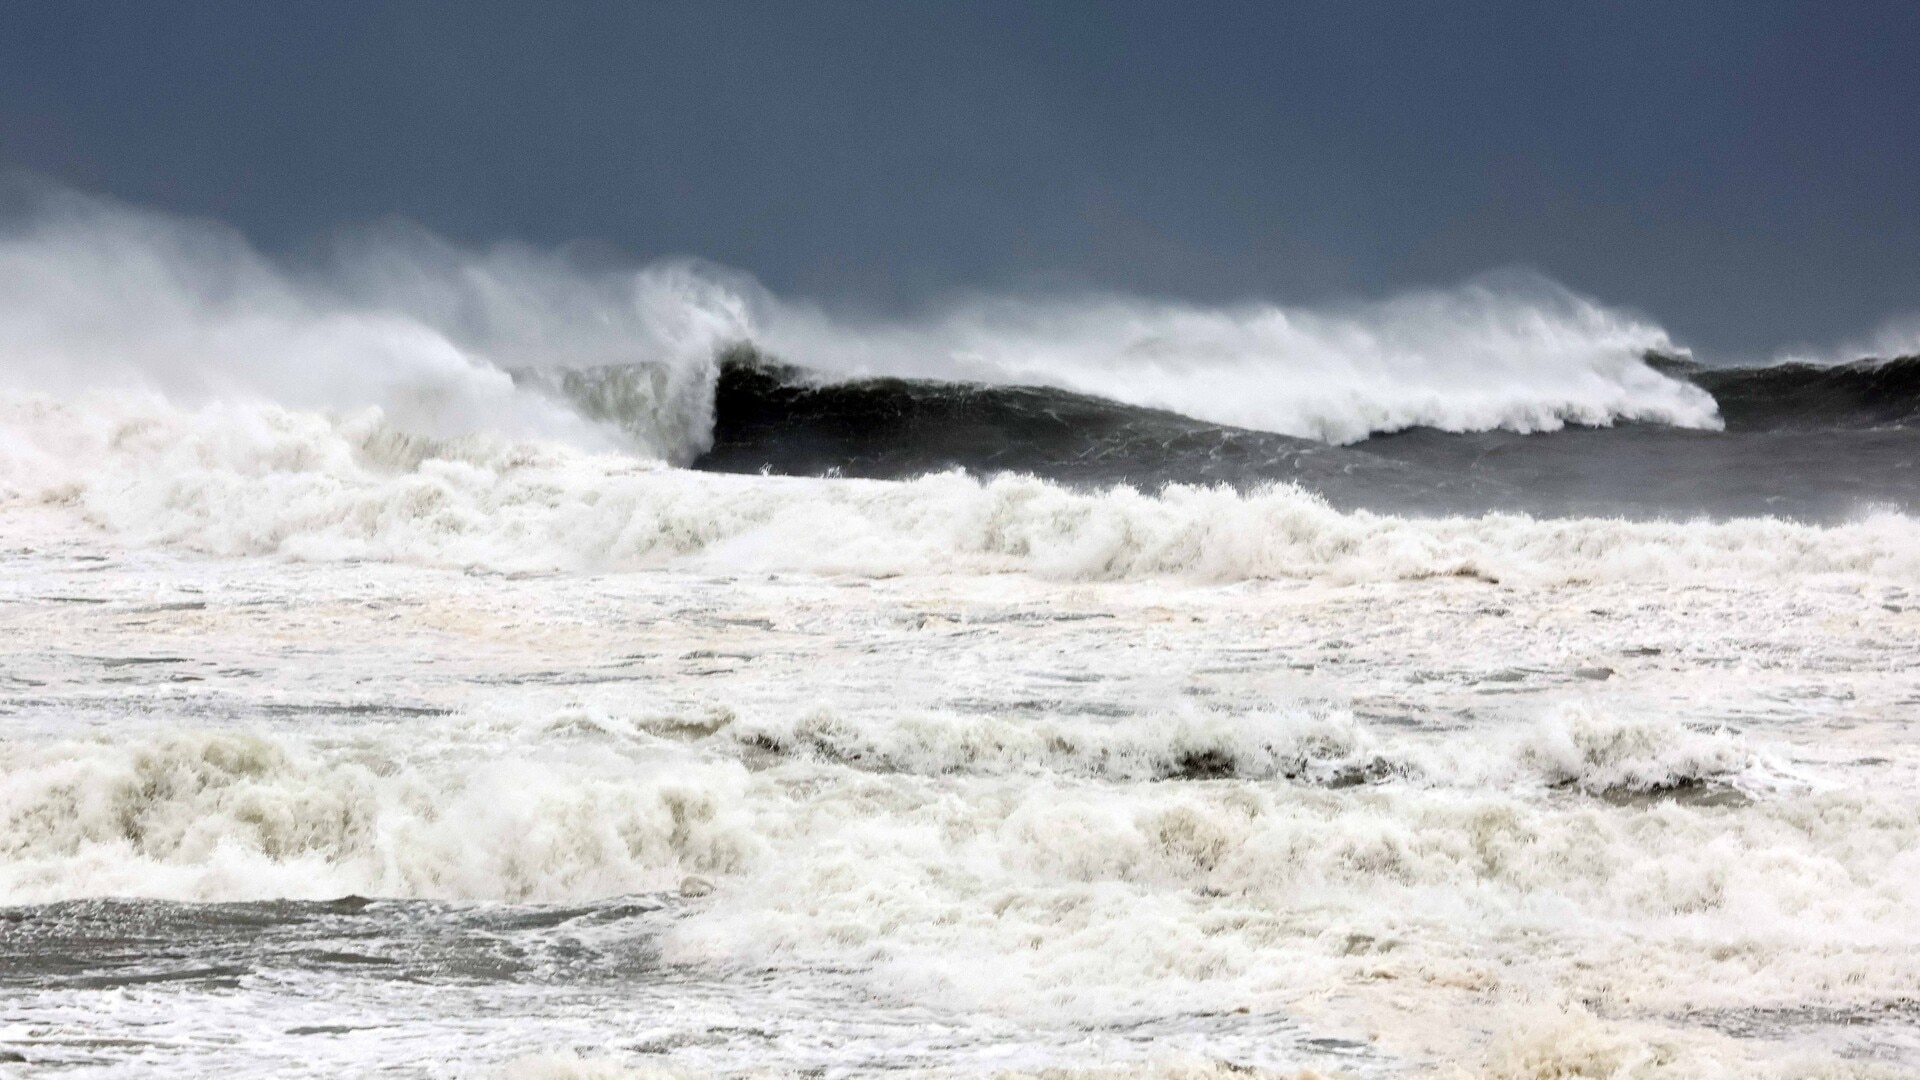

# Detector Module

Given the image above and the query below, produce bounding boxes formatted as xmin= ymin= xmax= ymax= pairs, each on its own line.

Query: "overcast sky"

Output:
xmin=3 ymin=1 xmax=1916 ymax=357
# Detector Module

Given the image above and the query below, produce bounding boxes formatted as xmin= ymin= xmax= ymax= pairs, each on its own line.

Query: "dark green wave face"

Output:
xmin=516 ymin=348 xmax=1920 ymax=524
xmin=1681 ymin=356 xmax=1920 ymax=432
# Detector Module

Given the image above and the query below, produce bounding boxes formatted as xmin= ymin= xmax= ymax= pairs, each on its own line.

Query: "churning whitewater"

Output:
xmin=3 ymin=193 xmax=1919 ymax=1080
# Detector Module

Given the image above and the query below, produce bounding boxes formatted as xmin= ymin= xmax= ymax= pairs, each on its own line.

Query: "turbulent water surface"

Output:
xmin=3 ymin=196 xmax=1920 ymax=1079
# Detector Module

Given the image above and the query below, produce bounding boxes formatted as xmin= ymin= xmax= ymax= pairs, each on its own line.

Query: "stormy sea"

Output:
xmin=3 ymin=194 xmax=1918 ymax=1079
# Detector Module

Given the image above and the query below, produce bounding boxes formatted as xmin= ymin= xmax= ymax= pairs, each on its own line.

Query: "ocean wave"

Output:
xmin=0 ymin=189 xmax=1718 ymax=460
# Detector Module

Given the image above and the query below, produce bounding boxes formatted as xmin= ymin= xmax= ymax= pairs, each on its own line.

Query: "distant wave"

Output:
xmin=1655 ymin=352 xmax=1920 ymax=431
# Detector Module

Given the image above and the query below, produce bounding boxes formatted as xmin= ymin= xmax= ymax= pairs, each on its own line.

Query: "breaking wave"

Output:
xmin=0 ymin=186 xmax=1719 ymax=465
xmin=721 ymin=702 xmax=1765 ymax=795
xmin=0 ymin=730 xmax=756 ymax=904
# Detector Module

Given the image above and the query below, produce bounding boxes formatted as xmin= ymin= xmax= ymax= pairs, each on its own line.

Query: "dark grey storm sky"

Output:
xmin=2 ymin=1 xmax=1917 ymax=357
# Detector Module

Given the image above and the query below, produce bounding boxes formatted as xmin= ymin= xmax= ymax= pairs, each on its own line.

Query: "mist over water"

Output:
xmin=1775 ymin=312 xmax=1920 ymax=367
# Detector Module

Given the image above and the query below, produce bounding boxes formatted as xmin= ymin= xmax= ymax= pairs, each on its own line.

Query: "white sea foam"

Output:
xmin=0 ymin=730 xmax=757 ymax=904
xmin=663 ymin=767 xmax=1920 ymax=1024
xmin=2 ymin=522 xmax=1914 ymax=1075
xmin=5 ymin=711 xmax=1909 ymax=1015
xmin=499 ymin=1023 xmax=1914 ymax=1080
xmin=2 ymin=390 xmax=1914 ymax=584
